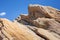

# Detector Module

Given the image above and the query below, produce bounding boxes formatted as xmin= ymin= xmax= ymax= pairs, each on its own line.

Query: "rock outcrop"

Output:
xmin=0 ymin=18 xmax=43 ymax=40
xmin=0 ymin=4 xmax=60 ymax=40
xmin=15 ymin=4 xmax=60 ymax=40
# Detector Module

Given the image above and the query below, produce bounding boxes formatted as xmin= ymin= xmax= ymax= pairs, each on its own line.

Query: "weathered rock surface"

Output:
xmin=15 ymin=4 xmax=60 ymax=40
xmin=0 ymin=18 xmax=43 ymax=40
xmin=28 ymin=4 xmax=60 ymax=22
xmin=33 ymin=18 xmax=60 ymax=35
xmin=0 ymin=4 xmax=60 ymax=40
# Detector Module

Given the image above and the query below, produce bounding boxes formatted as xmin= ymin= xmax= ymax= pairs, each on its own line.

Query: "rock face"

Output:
xmin=0 ymin=4 xmax=60 ymax=40
xmin=15 ymin=4 xmax=60 ymax=40
xmin=0 ymin=18 xmax=43 ymax=40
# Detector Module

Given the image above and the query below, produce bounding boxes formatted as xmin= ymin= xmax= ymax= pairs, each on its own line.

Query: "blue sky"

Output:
xmin=0 ymin=0 xmax=60 ymax=20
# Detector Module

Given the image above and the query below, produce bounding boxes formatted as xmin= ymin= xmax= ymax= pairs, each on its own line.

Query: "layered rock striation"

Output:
xmin=0 ymin=4 xmax=60 ymax=40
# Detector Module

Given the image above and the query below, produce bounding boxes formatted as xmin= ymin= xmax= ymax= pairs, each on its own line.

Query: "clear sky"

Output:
xmin=0 ymin=0 xmax=60 ymax=20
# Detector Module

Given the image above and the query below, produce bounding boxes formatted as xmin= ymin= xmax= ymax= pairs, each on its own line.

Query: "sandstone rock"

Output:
xmin=0 ymin=18 xmax=43 ymax=40
xmin=33 ymin=18 xmax=60 ymax=35
xmin=15 ymin=4 xmax=60 ymax=40
xmin=16 ymin=4 xmax=60 ymax=27
xmin=28 ymin=4 xmax=60 ymax=22
xmin=27 ymin=26 xmax=60 ymax=40
xmin=50 ymin=32 xmax=60 ymax=39
xmin=35 ymin=28 xmax=60 ymax=40
xmin=0 ymin=4 xmax=60 ymax=40
xmin=16 ymin=16 xmax=60 ymax=36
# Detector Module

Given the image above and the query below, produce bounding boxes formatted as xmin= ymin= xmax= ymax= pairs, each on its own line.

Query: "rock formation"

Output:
xmin=0 ymin=4 xmax=60 ymax=40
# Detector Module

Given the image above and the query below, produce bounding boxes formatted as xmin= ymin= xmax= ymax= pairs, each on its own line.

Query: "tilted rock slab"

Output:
xmin=28 ymin=4 xmax=60 ymax=22
xmin=15 ymin=4 xmax=60 ymax=40
xmin=0 ymin=18 xmax=43 ymax=40
xmin=26 ymin=25 xmax=60 ymax=40
xmin=33 ymin=18 xmax=60 ymax=35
